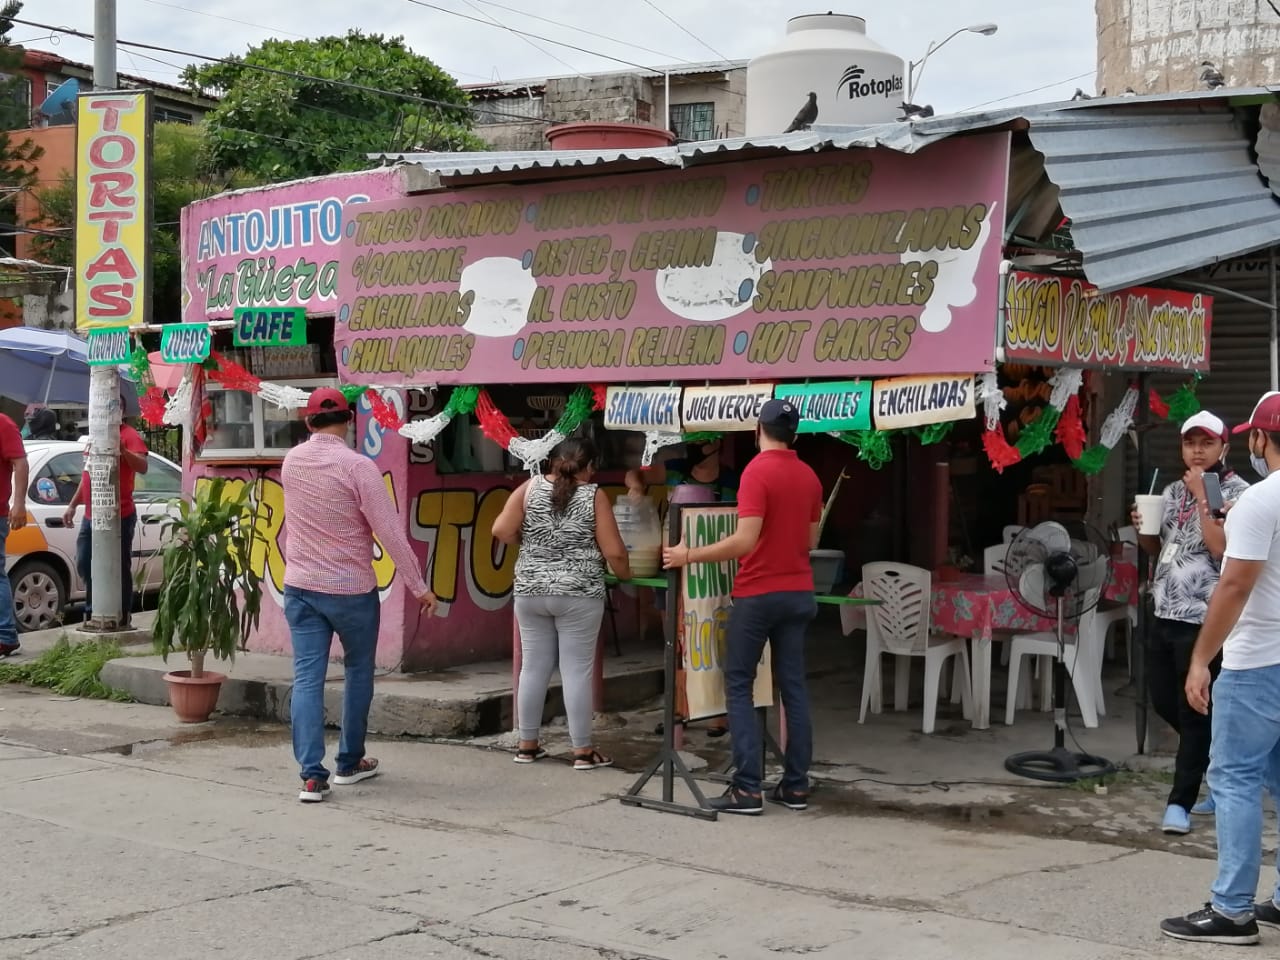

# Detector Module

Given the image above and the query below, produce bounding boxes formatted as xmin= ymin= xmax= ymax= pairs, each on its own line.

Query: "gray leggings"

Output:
xmin=514 ymin=595 xmax=605 ymax=749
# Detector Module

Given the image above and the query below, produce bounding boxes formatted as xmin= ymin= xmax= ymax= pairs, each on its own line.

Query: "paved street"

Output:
xmin=0 ymin=682 xmax=1271 ymax=960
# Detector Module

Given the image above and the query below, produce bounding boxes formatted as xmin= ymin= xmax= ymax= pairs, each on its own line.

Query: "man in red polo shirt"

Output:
xmin=63 ymin=412 xmax=149 ymax=626
xmin=663 ymin=398 xmax=823 ymax=815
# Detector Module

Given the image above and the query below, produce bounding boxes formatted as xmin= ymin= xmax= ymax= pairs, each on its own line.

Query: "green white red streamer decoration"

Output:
xmin=981 ymin=369 xmax=1200 ymax=476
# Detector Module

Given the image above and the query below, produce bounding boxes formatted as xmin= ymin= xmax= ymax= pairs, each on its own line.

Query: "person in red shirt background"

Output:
xmin=0 ymin=412 xmax=29 ymax=656
xmin=663 ymin=399 xmax=824 ymax=816
xmin=63 ymin=405 xmax=149 ymax=627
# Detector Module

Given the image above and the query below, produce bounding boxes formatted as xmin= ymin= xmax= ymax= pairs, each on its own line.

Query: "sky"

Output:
xmin=27 ymin=0 xmax=1098 ymax=117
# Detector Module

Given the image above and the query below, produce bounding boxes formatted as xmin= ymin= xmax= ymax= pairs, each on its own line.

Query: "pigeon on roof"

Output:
xmin=899 ymin=102 xmax=934 ymax=120
xmin=1200 ymin=61 xmax=1225 ymax=89
xmin=783 ymin=92 xmax=818 ymax=133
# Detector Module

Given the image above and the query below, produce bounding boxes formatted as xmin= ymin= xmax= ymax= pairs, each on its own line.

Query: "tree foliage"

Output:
xmin=0 ymin=2 xmax=44 ymax=201
xmin=183 ymin=31 xmax=485 ymax=181
xmin=31 ymin=123 xmax=255 ymax=320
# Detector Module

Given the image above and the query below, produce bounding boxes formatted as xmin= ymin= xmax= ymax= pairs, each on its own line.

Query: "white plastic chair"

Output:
xmin=1004 ymin=582 xmax=1104 ymax=728
xmin=1002 ymin=525 xmax=1026 ymax=544
xmin=983 ymin=544 xmax=1007 ymax=575
xmin=860 ymin=563 xmax=974 ymax=734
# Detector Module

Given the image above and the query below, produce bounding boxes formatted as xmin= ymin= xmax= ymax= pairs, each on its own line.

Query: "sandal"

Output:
xmin=573 ymin=749 xmax=613 ymax=771
xmin=513 ymin=746 xmax=547 ymax=764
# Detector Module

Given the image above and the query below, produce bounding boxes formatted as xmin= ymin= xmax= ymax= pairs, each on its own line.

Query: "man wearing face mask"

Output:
xmin=1134 ymin=411 xmax=1248 ymax=836
xmin=1162 ymin=392 xmax=1280 ymax=945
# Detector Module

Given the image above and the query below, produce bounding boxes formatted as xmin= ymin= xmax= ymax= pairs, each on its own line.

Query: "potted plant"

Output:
xmin=152 ymin=477 xmax=263 ymax=723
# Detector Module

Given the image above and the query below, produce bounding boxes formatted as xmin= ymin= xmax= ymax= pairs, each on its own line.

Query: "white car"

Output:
xmin=4 ymin=439 xmax=183 ymax=631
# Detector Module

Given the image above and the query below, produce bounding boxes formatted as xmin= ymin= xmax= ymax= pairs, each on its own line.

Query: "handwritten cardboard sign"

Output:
xmin=773 ymin=381 xmax=872 ymax=433
xmin=603 ymin=385 xmax=683 ymax=431
xmin=872 ymin=374 xmax=974 ymax=430
xmin=160 ymin=323 xmax=211 ymax=363
xmin=75 ymin=92 xmax=150 ymax=331
xmin=1003 ymin=271 xmax=1211 ymax=371
xmin=680 ymin=384 xmax=774 ymax=432
xmin=233 ymin=306 xmax=308 ymax=347
xmin=335 ymin=134 xmax=1010 ymax=386
xmin=87 ymin=327 xmax=130 ymax=366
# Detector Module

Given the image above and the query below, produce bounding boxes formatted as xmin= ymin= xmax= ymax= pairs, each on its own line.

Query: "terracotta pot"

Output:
xmin=164 ymin=670 xmax=226 ymax=723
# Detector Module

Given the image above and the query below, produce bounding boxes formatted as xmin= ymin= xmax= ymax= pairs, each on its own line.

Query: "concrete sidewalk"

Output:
xmin=0 ymin=685 xmax=1255 ymax=959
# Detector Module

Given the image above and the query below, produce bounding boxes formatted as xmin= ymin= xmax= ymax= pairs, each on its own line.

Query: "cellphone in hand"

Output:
xmin=1202 ymin=471 xmax=1225 ymax=518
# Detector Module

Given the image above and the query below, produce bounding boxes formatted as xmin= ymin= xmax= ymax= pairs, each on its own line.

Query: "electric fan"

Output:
xmin=1002 ymin=520 xmax=1117 ymax=783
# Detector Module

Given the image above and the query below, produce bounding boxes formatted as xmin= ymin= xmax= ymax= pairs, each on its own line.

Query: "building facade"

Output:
xmin=466 ymin=60 xmax=746 ymax=152
xmin=1097 ymin=0 xmax=1280 ymax=94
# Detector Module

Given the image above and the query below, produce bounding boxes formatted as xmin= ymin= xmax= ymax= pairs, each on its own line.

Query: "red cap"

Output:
xmin=302 ymin=387 xmax=350 ymax=418
xmin=1233 ymin=391 xmax=1280 ymax=434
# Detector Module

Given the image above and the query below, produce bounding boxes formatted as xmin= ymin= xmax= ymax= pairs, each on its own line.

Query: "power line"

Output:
xmin=137 ymin=0 xmax=493 ymax=82
xmin=9 ymin=15 xmax=558 ymax=125
xmin=960 ymin=70 xmax=1095 ymax=113
xmin=134 ymin=0 xmax=309 ymax=39
xmin=401 ymin=0 xmax=659 ymax=73
xmin=456 ymin=0 xmax=583 ymax=78
xmin=637 ymin=0 xmax=729 ymax=63
xmin=461 ymin=0 xmax=695 ymax=65
xmin=402 ymin=0 xmax=744 ymax=102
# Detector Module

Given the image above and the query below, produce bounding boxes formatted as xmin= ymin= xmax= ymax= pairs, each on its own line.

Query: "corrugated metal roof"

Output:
xmin=1027 ymin=104 xmax=1280 ymax=290
xmin=381 ymin=88 xmax=1280 ymax=292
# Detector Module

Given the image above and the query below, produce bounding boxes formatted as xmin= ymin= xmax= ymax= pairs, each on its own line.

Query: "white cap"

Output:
xmin=1180 ymin=410 xmax=1228 ymax=440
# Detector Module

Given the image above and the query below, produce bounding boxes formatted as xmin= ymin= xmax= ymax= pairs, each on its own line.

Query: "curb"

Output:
xmin=100 ymin=655 xmax=664 ymax=739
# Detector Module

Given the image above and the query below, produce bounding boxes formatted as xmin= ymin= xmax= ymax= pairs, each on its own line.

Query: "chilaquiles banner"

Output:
xmin=334 ymin=133 xmax=1011 ymax=385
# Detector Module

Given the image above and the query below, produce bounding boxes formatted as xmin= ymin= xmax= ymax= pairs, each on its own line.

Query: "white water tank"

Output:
xmin=746 ymin=14 xmax=906 ymax=137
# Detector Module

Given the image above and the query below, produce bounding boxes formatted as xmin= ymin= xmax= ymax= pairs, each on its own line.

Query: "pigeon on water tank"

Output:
xmin=784 ymin=92 xmax=818 ymax=133
xmin=898 ymin=102 xmax=934 ymax=120
xmin=1200 ymin=61 xmax=1225 ymax=89
xmin=1070 ymin=88 xmax=1092 ymax=100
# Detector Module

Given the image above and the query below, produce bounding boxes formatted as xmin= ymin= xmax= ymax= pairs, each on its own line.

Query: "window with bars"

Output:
xmin=154 ymin=106 xmax=193 ymax=125
xmin=473 ymin=96 xmax=544 ymax=125
xmin=670 ymin=101 xmax=714 ymax=142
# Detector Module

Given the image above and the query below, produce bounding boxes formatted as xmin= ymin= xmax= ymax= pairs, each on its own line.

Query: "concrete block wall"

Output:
xmin=1097 ymin=0 xmax=1280 ymax=94
xmin=472 ymin=67 xmax=746 ymax=151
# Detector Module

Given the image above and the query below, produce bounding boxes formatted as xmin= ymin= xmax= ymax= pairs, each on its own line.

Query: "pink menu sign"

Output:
xmin=181 ymin=168 xmax=403 ymax=322
xmin=335 ymin=133 xmax=1010 ymax=385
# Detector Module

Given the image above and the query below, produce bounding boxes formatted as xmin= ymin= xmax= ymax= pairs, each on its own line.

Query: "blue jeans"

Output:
xmin=0 ymin=517 xmax=17 ymax=647
xmin=77 ymin=514 xmax=138 ymax=619
xmin=724 ymin=591 xmax=817 ymax=795
xmin=1208 ymin=665 xmax=1280 ymax=917
xmin=285 ymin=586 xmax=380 ymax=782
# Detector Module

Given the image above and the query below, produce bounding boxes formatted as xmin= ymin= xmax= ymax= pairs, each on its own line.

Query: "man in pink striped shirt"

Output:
xmin=282 ymin=387 xmax=437 ymax=803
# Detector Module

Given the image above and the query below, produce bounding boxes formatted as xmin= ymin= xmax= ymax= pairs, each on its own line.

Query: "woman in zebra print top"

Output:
xmin=493 ymin=438 xmax=631 ymax=770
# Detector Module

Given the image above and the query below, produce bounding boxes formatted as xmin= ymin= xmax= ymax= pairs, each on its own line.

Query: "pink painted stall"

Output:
xmin=178 ymin=133 xmax=1016 ymax=672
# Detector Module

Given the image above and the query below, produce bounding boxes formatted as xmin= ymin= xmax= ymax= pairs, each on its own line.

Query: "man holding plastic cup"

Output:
xmin=1133 ymin=410 xmax=1247 ymax=837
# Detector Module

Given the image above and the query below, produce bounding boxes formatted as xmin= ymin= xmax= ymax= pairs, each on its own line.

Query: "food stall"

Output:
xmin=320 ymin=131 xmax=1012 ymax=673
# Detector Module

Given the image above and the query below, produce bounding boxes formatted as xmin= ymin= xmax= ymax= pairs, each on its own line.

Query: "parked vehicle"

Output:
xmin=4 ymin=439 xmax=183 ymax=631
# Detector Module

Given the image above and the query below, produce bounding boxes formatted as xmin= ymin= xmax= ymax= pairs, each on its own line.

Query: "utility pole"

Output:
xmin=86 ymin=0 xmax=123 ymax=632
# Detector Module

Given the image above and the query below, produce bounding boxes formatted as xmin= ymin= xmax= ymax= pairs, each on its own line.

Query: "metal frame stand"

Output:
xmin=621 ymin=505 xmax=717 ymax=820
